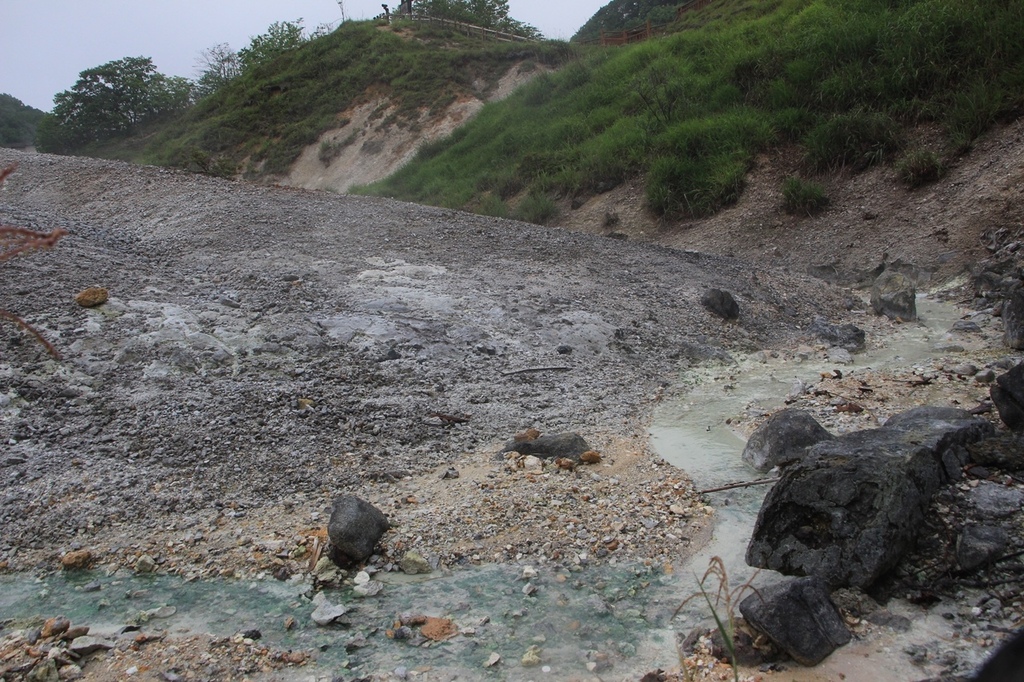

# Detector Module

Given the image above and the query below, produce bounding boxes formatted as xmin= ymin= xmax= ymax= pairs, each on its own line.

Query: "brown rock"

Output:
xmin=515 ymin=428 xmax=541 ymax=442
xmin=580 ymin=450 xmax=602 ymax=464
xmin=554 ymin=457 xmax=576 ymax=471
xmin=60 ymin=549 xmax=93 ymax=570
xmin=420 ymin=616 xmax=457 ymax=641
xmin=74 ymin=287 xmax=108 ymax=308
xmin=61 ymin=625 xmax=90 ymax=641
xmin=41 ymin=616 xmax=71 ymax=638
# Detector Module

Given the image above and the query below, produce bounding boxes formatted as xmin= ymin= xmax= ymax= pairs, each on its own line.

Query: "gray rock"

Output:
xmin=972 ymin=627 xmax=1024 ymax=682
xmin=701 ymin=289 xmax=739 ymax=320
xmin=991 ymin=362 xmax=1024 ymax=430
xmin=739 ymin=576 xmax=850 ymax=666
xmin=327 ymin=495 xmax=390 ymax=566
xmin=827 ymin=347 xmax=853 ymax=365
xmin=865 ymin=609 xmax=911 ymax=632
xmin=501 ymin=432 xmax=590 ymax=460
xmin=68 ymin=635 xmax=113 ymax=655
xmin=1003 ymin=288 xmax=1024 ymax=349
xmin=957 ymin=524 xmax=1009 ymax=571
xmin=747 ymin=407 xmax=993 ymax=589
xmin=808 ymin=316 xmax=866 ymax=352
xmin=870 ymin=270 xmax=917 ymax=321
xmin=311 ymin=591 xmax=348 ymax=625
xmin=951 ymin=319 xmax=982 ymax=334
xmin=741 ymin=409 xmax=833 ymax=472
xmin=399 ymin=550 xmax=432 ymax=575
xmin=969 ymin=481 xmax=1024 ymax=519
xmin=969 ymin=433 xmax=1024 ymax=471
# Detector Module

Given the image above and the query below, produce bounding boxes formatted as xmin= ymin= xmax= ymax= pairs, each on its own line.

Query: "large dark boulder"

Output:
xmin=746 ymin=407 xmax=994 ymax=589
xmin=991 ymin=363 xmax=1024 ymax=430
xmin=742 ymin=409 xmax=833 ymax=472
xmin=807 ymin=316 xmax=866 ymax=352
xmin=739 ymin=576 xmax=850 ymax=666
xmin=1003 ymin=288 xmax=1024 ymax=349
xmin=701 ymin=289 xmax=739 ymax=321
xmin=327 ymin=495 xmax=390 ymax=566
xmin=972 ymin=628 xmax=1024 ymax=682
xmin=501 ymin=432 xmax=590 ymax=460
xmin=870 ymin=270 xmax=917 ymax=321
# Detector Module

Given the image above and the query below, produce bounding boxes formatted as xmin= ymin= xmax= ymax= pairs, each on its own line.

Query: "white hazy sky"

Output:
xmin=0 ymin=0 xmax=599 ymax=112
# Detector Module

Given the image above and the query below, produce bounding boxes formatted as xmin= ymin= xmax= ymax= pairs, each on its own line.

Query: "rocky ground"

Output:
xmin=0 ymin=144 xmax=1022 ymax=681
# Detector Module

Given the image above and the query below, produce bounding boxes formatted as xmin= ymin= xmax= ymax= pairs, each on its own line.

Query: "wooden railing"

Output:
xmin=406 ymin=14 xmax=538 ymax=43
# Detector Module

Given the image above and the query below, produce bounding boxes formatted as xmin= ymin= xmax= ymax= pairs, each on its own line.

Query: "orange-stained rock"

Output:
xmin=60 ymin=549 xmax=93 ymax=570
xmin=74 ymin=287 xmax=108 ymax=308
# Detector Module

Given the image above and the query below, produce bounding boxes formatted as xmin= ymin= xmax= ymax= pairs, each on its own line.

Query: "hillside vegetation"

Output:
xmin=358 ymin=0 xmax=1024 ymax=222
xmin=102 ymin=21 xmax=570 ymax=177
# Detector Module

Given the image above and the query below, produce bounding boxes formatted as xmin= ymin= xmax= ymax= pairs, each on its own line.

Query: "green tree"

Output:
xmin=37 ymin=56 xmax=193 ymax=152
xmin=194 ymin=43 xmax=242 ymax=99
xmin=0 ymin=94 xmax=45 ymax=148
xmin=412 ymin=0 xmax=539 ymax=36
xmin=238 ymin=20 xmax=306 ymax=72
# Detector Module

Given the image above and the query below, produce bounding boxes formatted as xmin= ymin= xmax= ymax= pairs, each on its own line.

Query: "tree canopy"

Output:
xmin=0 ymin=94 xmax=44 ymax=148
xmin=412 ymin=0 xmax=541 ymax=37
xmin=37 ymin=57 xmax=192 ymax=152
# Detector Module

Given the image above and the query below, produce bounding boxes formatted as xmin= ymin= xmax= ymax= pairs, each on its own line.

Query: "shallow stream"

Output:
xmin=1 ymin=297 xmax=987 ymax=680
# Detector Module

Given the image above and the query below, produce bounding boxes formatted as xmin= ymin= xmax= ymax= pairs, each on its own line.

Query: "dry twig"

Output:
xmin=0 ymin=163 xmax=67 ymax=358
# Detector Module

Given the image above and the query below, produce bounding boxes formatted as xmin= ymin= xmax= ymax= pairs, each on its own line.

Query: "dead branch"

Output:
xmin=0 ymin=163 xmax=67 ymax=358
xmin=501 ymin=365 xmax=571 ymax=376
xmin=699 ymin=477 xmax=780 ymax=494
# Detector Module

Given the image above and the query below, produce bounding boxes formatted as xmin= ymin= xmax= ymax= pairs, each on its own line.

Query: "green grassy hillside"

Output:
xmin=100 ymin=21 xmax=571 ymax=176
xmin=357 ymin=0 xmax=1024 ymax=222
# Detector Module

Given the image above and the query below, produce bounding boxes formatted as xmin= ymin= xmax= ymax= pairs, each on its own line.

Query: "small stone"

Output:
xmin=421 ymin=617 xmax=457 ymax=641
xmin=579 ymin=450 xmax=602 ymax=464
xmin=68 ymin=635 xmax=112 ymax=655
xmin=74 ymin=287 xmax=108 ymax=308
xmin=60 ymin=550 xmax=92 ymax=570
xmin=134 ymin=555 xmax=156 ymax=574
xmin=515 ymin=428 xmax=541 ymax=442
xmin=353 ymin=570 xmax=371 ymax=585
xmin=58 ymin=663 xmax=83 ymax=680
xmin=148 ymin=605 xmax=176 ymax=619
xmin=975 ymin=368 xmax=996 ymax=383
xmin=827 ymin=347 xmax=853 ymax=365
xmin=484 ymin=652 xmax=501 ymax=667
xmin=399 ymin=551 xmax=432 ymax=575
xmin=522 ymin=582 xmax=537 ymax=596
xmin=522 ymin=455 xmax=544 ymax=471
xmin=353 ymin=580 xmax=383 ymax=597
xmin=311 ymin=591 xmax=348 ymax=625
xmin=62 ymin=625 xmax=90 ymax=640
xmin=41 ymin=616 xmax=71 ymax=638
xmin=284 ymin=616 xmax=296 ymax=630
xmin=521 ymin=566 xmax=538 ymax=580
xmin=522 ymin=644 xmax=542 ymax=667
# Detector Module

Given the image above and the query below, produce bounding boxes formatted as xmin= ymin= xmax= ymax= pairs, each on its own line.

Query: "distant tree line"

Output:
xmin=0 ymin=94 xmax=44 ymax=148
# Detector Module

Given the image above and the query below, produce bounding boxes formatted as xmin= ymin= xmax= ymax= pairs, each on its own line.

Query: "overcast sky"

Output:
xmin=0 ymin=0 xmax=600 ymax=112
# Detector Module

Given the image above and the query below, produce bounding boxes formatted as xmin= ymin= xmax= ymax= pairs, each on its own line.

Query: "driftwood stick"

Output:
xmin=501 ymin=366 xmax=571 ymax=377
xmin=699 ymin=477 xmax=780 ymax=494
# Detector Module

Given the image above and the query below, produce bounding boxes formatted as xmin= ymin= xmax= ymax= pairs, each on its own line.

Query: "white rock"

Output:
xmin=311 ymin=591 xmax=348 ymax=625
